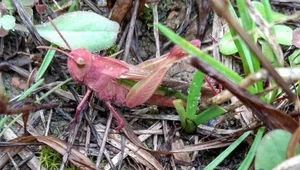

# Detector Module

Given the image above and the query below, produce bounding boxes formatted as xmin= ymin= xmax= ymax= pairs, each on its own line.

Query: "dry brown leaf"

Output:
xmin=172 ymin=139 xmax=194 ymax=170
xmin=107 ymin=133 xmax=163 ymax=170
xmin=292 ymin=28 xmax=300 ymax=48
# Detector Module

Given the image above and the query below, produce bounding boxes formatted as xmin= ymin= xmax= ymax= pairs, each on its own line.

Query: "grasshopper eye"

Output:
xmin=76 ymin=57 xmax=85 ymax=67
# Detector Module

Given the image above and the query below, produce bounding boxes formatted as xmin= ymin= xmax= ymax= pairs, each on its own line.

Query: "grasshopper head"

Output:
xmin=67 ymin=48 xmax=93 ymax=83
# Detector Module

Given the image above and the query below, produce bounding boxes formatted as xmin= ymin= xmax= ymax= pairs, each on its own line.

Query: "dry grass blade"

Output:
xmin=287 ymin=126 xmax=300 ymax=159
xmin=102 ymin=121 xmax=163 ymax=169
xmin=191 ymin=57 xmax=298 ymax=133
xmin=107 ymin=132 xmax=164 ymax=170
xmin=170 ymin=137 xmax=233 ymax=153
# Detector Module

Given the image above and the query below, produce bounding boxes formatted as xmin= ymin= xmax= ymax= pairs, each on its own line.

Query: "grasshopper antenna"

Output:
xmin=47 ymin=16 xmax=72 ymax=50
xmin=37 ymin=46 xmax=72 ymax=58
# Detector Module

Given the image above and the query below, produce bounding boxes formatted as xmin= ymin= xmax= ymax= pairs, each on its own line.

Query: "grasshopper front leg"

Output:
xmin=69 ymin=88 xmax=93 ymax=125
xmin=105 ymin=101 xmax=125 ymax=130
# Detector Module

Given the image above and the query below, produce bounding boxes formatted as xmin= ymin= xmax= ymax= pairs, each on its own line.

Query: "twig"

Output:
xmin=122 ymin=0 xmax=140 ymax=62
xmin=96 ymin=111 xmax=113 ymax=167
xmin=153 ymin=3 xmax=160 ymax=57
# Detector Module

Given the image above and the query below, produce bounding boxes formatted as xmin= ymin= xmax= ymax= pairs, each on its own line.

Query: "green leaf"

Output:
xmin=219 ymin=31 xmax=238 ymax=55
xmin=252 ymin=1 xmax=286 ymax=21
xmin=255 ymin=129 xmax=300 ymax=170
xmin=35 ymin=11 xmax=119 ymax=51
xmin=261 ymin=40 xmax=278 ymax=65
xmin=24 ymin=7 xmax=33 ymax=20
xmin=260 ymin=25 xmax=293 ymax=45
xmin=274 ymin=25 xmax=293 ymax=45
xmin=2 ymin=0 xmax=15 ymax=10
xmin=0 ymin=15 xmax=16 ymax=30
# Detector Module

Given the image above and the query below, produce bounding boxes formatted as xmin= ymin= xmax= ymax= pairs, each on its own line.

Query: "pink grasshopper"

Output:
xmin=38 ymin=19 xmax=201 ymax=130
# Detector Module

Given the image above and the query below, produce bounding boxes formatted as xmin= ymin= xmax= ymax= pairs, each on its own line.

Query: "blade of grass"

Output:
xmin=194 ymin=105 xmax=227 ymax=125
xmin=261 ymin=0 xmax=280 ymax=104
xmin=204 ymin=131 xmax=252 ymax=170
xmin=173 ymin=99 xmax=187 ymax=128
xmin=18 ymin=78 xmax=44 ymax=101
xmin=0 ymin=115 xmax=8 ymax=129
xmin=0 ymin=115 xmax=22 ymax=138
xmin=186 ymin=71 xmax=204 ymax=119
xmin=36 ymin=47 xmax=56 ymax=81
xmin=155 ymin=23 xmax=256 ymax=94
xmin=238 ymin=127 xmax=265 ymax=170
xmin=232 ymin=1 xmax=263 ymax=93
xmin=173 ymin=99 xmax=197 ymax=133
xmin=261 ymin=0 xmax=273 ymax=23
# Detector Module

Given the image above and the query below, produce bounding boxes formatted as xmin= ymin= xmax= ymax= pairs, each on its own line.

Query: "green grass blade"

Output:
xmin=0 ymin=115 xmax=8 ymax=129
xmin=186 ymin=71 xmax=204 ymax=119
xmin=36 ymin=48 xmax=56 ymax=81
xmin=238 ymin=127 xmax=265 ymax=170
xmin=237 ymin=0 xmax=254 ymax=32
xmin=194 ymin=105 xmax=227 ymax=125
xmin=18 ymin=78 xmax=44 ymax=101
xmin=173 ymin=99 xmax=187 ymax=128
xmin=230 ymin=1 xmax=262 ymax=93
xmin=261 ymin=0 xmax=273 ymax=23
xmin=173 ymin=99 xmax=197 ymax=133
xmin=204 ymin=131 xmax=252 ymax=170
xmin=36 ymin=78 xmax=72 ymax=103
xmin=0 ymin=115 xmax=22 ymax=138
xmin=155 ymin=23 xmax=257 ymax=93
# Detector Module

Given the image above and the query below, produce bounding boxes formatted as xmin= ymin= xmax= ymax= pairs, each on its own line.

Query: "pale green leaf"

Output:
xmin=1 ymin=15 xmax=16 ymax=30
xmin=219 ymin=31 xmax=238 ymax=55
xmin=255 ymin=129 xmax=300 ymax=170
xmin=35 ymin=11 xmax=119 ymax=51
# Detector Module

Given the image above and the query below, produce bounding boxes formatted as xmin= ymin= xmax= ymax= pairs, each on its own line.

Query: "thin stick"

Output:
xmin=122 ymin=0 xmax=139 ymax=62
xmin=47 ymin=16 xmax=72 ymax=50
xmin=153 ymin=3 xmax=160 ymax=57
